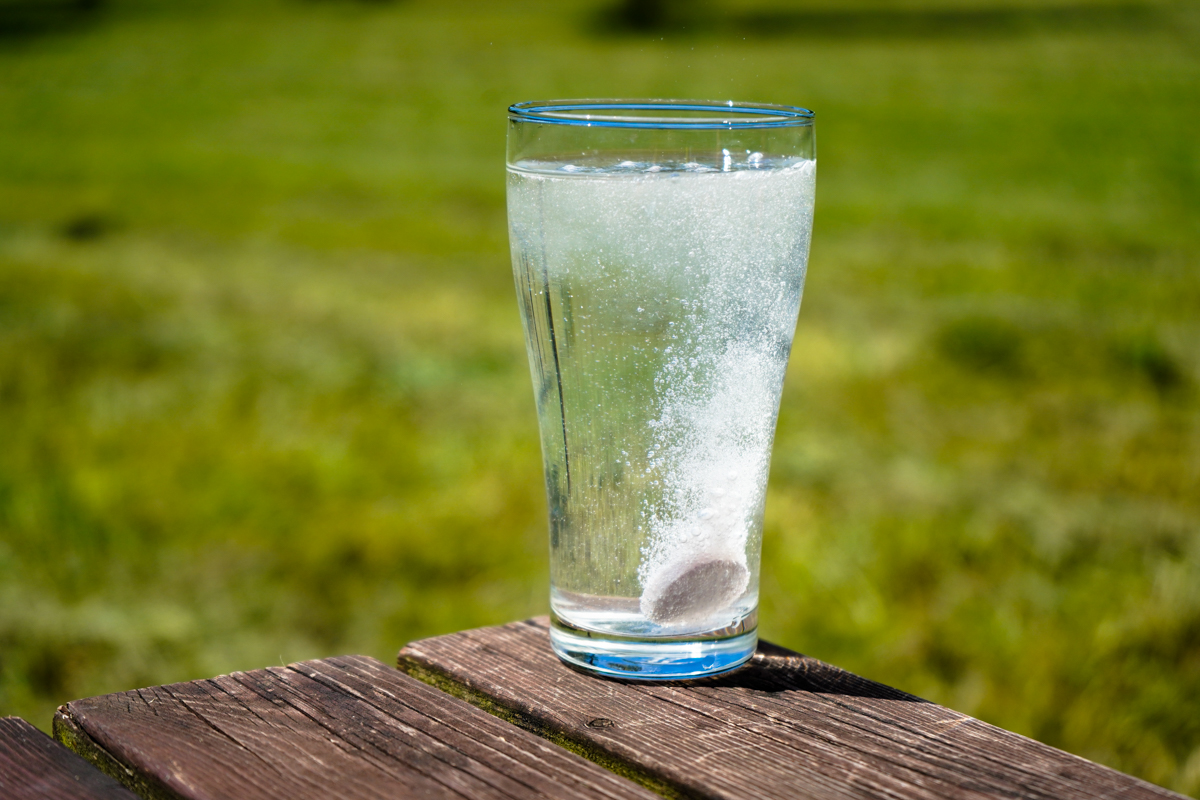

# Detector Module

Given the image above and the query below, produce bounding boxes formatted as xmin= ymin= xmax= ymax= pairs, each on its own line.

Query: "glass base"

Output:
xmin=549 ymin=613 xmax=757 ymax=680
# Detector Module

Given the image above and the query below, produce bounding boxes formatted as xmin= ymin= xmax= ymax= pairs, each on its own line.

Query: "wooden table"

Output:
xmin=2 ymin=618 xmax=1187 ymax=799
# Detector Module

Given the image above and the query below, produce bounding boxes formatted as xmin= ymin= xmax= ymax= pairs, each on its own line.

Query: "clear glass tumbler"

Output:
xmin=507 ymin=100 xmax=816 ymax=679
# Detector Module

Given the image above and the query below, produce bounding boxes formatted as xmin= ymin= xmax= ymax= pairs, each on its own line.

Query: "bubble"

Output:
xmin=508 ymin=156 xmax=817 ymax=632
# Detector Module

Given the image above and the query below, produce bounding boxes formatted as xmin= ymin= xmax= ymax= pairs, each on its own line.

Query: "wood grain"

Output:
xmin=398 ymin=617 xmax=1187 ymax=800
xmin=54 ymin=654 xmax=657 ymax=800
xmin=0 ymin=716 xmax=138 ymax=800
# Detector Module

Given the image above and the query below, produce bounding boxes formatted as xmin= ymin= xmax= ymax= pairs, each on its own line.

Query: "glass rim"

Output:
xmin=508 ymin=99 xmax=815 ymax=130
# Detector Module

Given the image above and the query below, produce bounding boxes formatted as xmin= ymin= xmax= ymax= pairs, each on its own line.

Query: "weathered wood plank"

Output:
xmin=54 ymin=654 xmax=657 ymax=800
xmin=0 ymin=716 xmax=138 ymax=800
xmin=397 ymin=617 xmax=1187 ymax=800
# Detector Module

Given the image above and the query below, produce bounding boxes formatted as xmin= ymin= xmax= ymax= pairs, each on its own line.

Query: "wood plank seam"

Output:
xmin=57 ymin=655 xmax=660 ymax=800
xmin=62 ymin=673 xmax=499 ymax=800
xmin=441 ymin=621 xmax=856 ymax=797
xmin=289 ymin=659 xmax=588 ymax=800
xmin=247 ymin=683 xmax=484 ymax=798
xmin=234 ymin=663 xmax=542 ymax=799
xmin=396 ymin=654 xmax=692 ymax=800
xmin=424 ymin=638 xmax=873 ymax=800
xmin=0 ymin=716 xmax=140 ymax=800
xmin=400 ymin=628 xmax=907 ymax=800
xmin=193 ymin=667 xmax=513 ymax=800
xmin=445 ymin=621 xmax=969 ymax=799
xmin=54 ymin=707 xmax=183 ymax=800
xmin=397 ymin=618 xmax=1187 ymax=800
xmin=517 ymin=620 xmax=1175 ymax=798
xmin=296 ymin=656 xmax=649 ymax=800
xmin=474 ymin=618 xmax=1166 ymax=798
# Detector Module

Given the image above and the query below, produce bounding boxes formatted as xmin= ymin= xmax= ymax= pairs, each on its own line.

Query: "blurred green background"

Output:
xmin=1 ymin=0 xmax=1198 ymax=793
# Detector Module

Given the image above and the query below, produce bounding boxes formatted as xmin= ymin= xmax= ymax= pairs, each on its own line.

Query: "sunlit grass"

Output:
xmin=0 ymin=0 xmax=1197 ymax=793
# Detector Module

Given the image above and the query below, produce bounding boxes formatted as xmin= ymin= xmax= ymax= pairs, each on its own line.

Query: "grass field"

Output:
xmin=1 ymin=0 xmax=1198 ymax=793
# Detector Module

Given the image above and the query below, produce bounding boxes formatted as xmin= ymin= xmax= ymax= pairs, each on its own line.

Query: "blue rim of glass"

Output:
xmin=509 ymin=99 xmax=814 ymax=130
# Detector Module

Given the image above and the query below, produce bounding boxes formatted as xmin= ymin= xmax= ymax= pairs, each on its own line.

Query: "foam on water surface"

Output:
xmin=512 ymin=152 xmax=808 ymax=177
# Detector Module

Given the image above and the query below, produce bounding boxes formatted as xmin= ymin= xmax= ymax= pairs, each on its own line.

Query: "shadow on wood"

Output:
xmin=398 ymin=617 xmax=1187 ymax=800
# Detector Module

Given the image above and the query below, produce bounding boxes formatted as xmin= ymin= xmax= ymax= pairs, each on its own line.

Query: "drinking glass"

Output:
xmin=507 ymin=100 xmax=816 ymax=679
